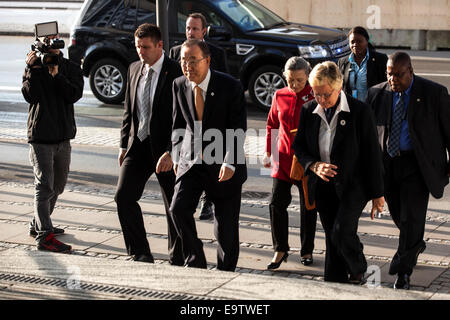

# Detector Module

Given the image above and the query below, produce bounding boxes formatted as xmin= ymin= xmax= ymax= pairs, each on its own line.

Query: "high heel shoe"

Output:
xmin=300 ymin=254 xmax=313 ymax=266
xmin=267 ymin=252 xmax=289 ymax=270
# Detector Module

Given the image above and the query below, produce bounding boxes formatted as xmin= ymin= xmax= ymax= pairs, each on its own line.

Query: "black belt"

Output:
xmin=390 ymin=149 xmax=414 ymax=158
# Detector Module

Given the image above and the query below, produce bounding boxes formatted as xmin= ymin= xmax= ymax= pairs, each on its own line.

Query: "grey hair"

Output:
xmin=283 ymin=56 xmax=311 ymax=76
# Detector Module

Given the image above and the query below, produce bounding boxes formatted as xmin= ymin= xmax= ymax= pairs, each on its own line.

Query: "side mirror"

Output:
xmin=207 ymin=25 xmax=231 ymax=40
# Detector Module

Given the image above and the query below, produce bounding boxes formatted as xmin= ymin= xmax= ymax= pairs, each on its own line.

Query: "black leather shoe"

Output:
xmin=267 ymin=252 xmax=289 ymax=270
xmin=394 ymin=274 xmax=410 ymax=290
xmin=300 ymin=255 xmax=313 ymax=266
xmin=199 ymin=200 xmax=214 ymax=220
xmin=349 ymin=273 xmax=367 ymax=285
xmin=133 ymin=254 xmax=154 ymax=263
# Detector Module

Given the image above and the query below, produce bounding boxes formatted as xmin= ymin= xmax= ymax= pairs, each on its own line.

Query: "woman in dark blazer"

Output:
xmin=293 ymin=61 xmax=385 ymax=284
xmin=338 ymin=26 xmax=388 ymax=102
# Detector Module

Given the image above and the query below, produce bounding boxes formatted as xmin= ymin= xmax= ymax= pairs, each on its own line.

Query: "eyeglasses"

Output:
xmin=180 ymin=57 xmax=207 ymax=68
xmin=311 ymin=89 xmax=335 ymax=100
xmin=386 ymin=70 xmax=409 ymax=79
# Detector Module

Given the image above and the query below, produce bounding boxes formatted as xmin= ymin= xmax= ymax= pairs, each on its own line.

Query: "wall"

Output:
xmin=257 ymin=0 xmax=450 ymax=50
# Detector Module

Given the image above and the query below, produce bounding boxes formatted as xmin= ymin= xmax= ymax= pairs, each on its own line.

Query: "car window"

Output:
xmin=176 ymin=0 xmax=229 ymax=34
xmin=81 ymin=0 xmax=122 ymax=27
xmin=211 ymin=0 xmax=285 ymax=32
xmin=108 ymin=0 xmax=156 ymax=31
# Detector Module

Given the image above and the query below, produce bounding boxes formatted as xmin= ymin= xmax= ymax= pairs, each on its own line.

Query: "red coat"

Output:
xmin=266 ymin=85 xmax=314 ymax=183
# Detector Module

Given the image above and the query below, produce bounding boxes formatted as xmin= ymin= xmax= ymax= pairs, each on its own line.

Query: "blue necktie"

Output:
xmin=387 ymin=93 xmax=404 ymax=157
xmin=137 ymin=69 xmax=154 ymax=141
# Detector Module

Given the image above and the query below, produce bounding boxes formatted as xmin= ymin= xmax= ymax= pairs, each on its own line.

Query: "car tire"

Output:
xmin=248 ymin=65 xmax=286 ymax=112
xmin=89 ymin=58 xmax=127 ymax=105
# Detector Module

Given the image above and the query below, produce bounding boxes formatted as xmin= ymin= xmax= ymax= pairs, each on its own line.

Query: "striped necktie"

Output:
xmin=137 ymin=68 xmax=154 ymax=141
xmin=387 ymin=93 xmax=404 ymax=157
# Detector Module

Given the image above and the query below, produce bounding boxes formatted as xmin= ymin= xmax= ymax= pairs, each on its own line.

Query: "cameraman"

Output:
xmin=22 ymin=34 xmax=84 ymax=253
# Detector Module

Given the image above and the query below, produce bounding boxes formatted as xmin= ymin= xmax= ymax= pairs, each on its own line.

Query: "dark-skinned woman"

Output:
xmin=338 ymin=26 xmax=388 ymax=102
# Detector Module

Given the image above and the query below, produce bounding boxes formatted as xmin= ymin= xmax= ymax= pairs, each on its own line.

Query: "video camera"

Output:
xmin=31 ymin=21 xmax=65 ymax=66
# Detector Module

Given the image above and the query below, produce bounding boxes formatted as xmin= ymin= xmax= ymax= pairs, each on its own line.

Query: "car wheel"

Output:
xmin=89 ymin=58 xmax=127 ymax=104
xmin=248 ymin=65 xmax=286 ymax=112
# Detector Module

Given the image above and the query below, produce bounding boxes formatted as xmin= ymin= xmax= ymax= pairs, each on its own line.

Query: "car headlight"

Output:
xmin=298 ymin=45 xmax=330 ymax=58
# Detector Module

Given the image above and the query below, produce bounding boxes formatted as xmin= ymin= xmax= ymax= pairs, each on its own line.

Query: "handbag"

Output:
xmin=289 ymin=129 xmax=316 ymax=210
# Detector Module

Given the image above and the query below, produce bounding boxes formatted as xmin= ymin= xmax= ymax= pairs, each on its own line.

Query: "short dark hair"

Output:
xmin=388 ymin=51 xmax=412 ymax=69
xmin=181 ymin=39 xmax=210 ymax=58
xmin=134 ymin=23 xmax=161 ymax=43
xmin=188 ymin=13 xmax=207 ymax=29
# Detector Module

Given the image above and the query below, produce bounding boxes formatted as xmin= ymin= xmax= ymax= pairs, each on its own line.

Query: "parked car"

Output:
xmin=69 ymin=0 xmax=350 ymax=111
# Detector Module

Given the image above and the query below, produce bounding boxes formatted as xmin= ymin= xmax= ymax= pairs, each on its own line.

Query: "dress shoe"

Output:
xmin=267 ymin=252 xmax=289 ymax=270
xmin=199 ymin=200 xmax=214 ymax=220
xmin=348 ymin=273 xmax=367 ymax=285
xmin=133 ymin=254 xmax=154 ymax=263
xmin=394 ymin=274 xmax=410 ymax=290
xmin=300 ymin=254 xmax=313 ymax=266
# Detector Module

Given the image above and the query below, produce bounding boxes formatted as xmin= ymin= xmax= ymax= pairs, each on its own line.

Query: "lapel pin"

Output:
xmin=340 ymin=119 xmax=346 ymax=126
xmin=211 ymin=92 xmax=215 ymax=96
xmin=417 ymin=98 xmax=421 ymax=102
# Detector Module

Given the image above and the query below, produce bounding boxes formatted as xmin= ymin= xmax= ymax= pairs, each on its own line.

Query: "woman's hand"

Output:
xmin=310 ymin=161 xmax=338 ymax=182
xmin=262 ymin=152 xmax=271 ymax=168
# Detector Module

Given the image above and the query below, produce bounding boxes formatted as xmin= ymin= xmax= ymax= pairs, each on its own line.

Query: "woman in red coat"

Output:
xmin=264 ymin=56 xmax=318 ymax=269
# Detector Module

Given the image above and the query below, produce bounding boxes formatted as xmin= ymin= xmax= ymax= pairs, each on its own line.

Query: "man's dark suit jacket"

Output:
xmin=171 ymin=70 xmax=247 ymax=189
xmin=366 ymin=76 xmax=450 ymax=199
xmin=169 ymin=41 xmax=229 ymax=74
xmin=120 ymin=55 xmax=182 ymax=160
xmin=338 ymin=49 xmax=388 ymax=97
xmin=293 ymin=93 xmax=384 ymax=203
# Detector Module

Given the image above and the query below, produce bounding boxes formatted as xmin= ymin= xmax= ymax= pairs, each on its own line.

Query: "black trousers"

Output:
xmin=384 ymin=152 xmax=429 ymax=276
xmin=114 ymin=138 xmax=183 ymax=265
xmin=315 ymin=179 xmax=367 ymax=283
xmin=170 ymin=164 xmax=242 ymax=271
xmin=269 ymin=178 xmax=317 ymax=256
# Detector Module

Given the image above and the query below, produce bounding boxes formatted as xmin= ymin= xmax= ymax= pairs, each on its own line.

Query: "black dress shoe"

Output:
xmin=394 ymin=274 xmax=410 ymax=290
xmin=133 ymin=254 xmax=154 ymax=263
xmin=199 ymin=200 xmax=214 ymax=220
xmin=267 ymin=252 xmax=289 ymax=270
xmin=349 ymin=273 xmax=367 ymax=285
xmin=300 ymin=255 xmax=313 ymax=266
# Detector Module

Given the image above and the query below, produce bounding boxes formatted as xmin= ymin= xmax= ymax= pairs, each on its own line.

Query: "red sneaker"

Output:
xmin=37 ymin=233 xmax=72 ymax=253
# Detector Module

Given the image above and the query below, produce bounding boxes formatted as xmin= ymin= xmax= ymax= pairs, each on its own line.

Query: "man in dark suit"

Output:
xmin=366 ymin=52 xmax=450 ymax=289
xmin=114 ymin=23 xmax=183 ymax=265
xmin=167 ymin=39 xmax=247 ymax=271
xmin=170 ymin=13 xmax=229 ymax=220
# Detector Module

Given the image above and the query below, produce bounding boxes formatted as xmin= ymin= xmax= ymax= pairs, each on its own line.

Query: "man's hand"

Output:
xmin=26 ymin=51 xmax=39 ymax=68
xmin=371 ymin=196 xmax=385 ymax=220
xmin=262 ymin=152 xmax=271 ymax=168
xmin=310 ymin=161 xmax=338 ymax=182
xmin=118 ymin=149 xmax=126 ymax=167
xmin=48 ymin=65 xmax=59 ymax=77
xmin=218 ymin=165 xmax=234 ymax=182
xmin=156 ymin=152 xmax=173 ymax=174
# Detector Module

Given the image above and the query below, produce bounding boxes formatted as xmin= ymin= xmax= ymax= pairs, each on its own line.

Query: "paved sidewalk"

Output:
xmin=0 ymin=179 xmax=448 ymax=300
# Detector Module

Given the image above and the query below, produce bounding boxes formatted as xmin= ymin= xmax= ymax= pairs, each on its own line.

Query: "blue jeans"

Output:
xmin=29 ymin=141 xmax=71 ymax=243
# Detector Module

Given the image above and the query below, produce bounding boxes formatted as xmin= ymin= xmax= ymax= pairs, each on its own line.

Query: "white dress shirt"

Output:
xmin=312 ymin=92 xmax=350 ymax=163
xmin=188 ymin=69 xmax=235 ymax=172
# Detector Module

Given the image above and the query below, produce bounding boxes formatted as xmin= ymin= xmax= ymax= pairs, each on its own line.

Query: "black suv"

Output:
xmin=69 ymin=0 xmax=350 ymax=111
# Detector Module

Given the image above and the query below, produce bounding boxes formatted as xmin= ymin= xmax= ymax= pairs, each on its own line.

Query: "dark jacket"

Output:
xmin=293 ymin=93 xmax=384 ymax=203
xmin=366 ymin=76 xmax=450 ymax=199
xmin=171 ymin=70 xmax=247 ymax=188
xmin=120 ymin=55 xmax=182 ymax=160
xmin=169 ymin=41 xmax=229 ymax=74
xmin=338 ymin=48 xmax=388 ymax=97
xmin=22 ymin=53 xmax=84 ymax=143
